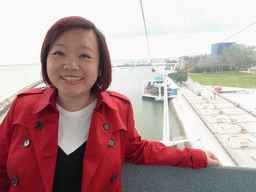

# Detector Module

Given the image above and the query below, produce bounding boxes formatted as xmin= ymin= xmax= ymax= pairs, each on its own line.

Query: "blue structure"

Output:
xmin=169 ymin=86 xmax=178 ymax=96
xmin=154 ymin=76 xmax=164 ymax=82
xmin=211 ymin=42 xmax=235 ymax=56
xmin=154 ymin=76 xmax=178 ymax=97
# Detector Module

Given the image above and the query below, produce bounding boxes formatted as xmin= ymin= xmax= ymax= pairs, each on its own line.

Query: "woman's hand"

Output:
xmin=204 ymin=150 xmax=223 ymax=167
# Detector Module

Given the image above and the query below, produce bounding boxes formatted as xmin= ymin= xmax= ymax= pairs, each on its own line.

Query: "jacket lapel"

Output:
xmin=28 ymin=87 xmax=59 ymax=192
xmin=28 ymin=114 xmax=59 ymax=192
xmin=81 ymin=91 xmax=121 ymax=191
xmin=82 ymin=111 xmax=114 ymax=190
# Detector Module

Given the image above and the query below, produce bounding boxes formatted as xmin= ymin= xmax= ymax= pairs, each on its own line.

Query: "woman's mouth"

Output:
xmin=61 ymin=76 xmax=83 ymax=81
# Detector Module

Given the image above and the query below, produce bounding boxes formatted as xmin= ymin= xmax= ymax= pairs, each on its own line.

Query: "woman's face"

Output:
xmin=47 ymin=28 xmax=100 ymax=101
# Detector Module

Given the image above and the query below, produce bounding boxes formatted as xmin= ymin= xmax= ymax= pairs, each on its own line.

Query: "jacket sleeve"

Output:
xmin=124 ymin=103 xmax=207 ymax=170
xmin=0 ymin=99 xmax=18 ymax=191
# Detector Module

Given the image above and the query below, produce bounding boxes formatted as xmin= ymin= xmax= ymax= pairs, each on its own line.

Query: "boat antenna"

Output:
xmin=140 ymin=0 xmax=152 ymax=64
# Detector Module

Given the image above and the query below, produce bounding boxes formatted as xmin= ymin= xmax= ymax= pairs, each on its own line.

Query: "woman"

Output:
xmin=0 ymin=16 xmax=222 ymax=192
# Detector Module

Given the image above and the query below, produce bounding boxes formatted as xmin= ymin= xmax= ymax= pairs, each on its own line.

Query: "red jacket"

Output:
xmin=0 ymin=86 xmax=207 ymax=192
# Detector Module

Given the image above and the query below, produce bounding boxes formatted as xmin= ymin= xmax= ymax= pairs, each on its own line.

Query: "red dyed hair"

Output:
xmin=40 ymin=16 xmax=112 ymax=92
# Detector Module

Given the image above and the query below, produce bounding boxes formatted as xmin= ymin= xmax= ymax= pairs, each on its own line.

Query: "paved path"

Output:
xmin=173 ymin=78 xmax=256 ymax=167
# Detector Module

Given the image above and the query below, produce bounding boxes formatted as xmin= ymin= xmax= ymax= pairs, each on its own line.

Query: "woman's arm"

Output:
xmin=124 ymin=103 xmax=222 ymax=169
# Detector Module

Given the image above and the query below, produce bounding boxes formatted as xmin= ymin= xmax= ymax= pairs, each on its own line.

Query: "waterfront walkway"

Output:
xmin=173 ymin=77 xmax=256 ymax=168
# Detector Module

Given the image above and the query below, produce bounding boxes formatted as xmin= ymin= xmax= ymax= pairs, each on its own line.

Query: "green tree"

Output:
xmin=221 ymin=44 xmax=256 ymax=69
xmin=169 ymin=70 xmax=188 ymax=86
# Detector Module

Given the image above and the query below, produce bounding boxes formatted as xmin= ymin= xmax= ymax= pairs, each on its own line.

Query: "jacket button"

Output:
xmin=41 ymin=87 xmax=47 ymax=91
xmin=35 ymin=122 xmax=43 ymax=129
xmin=11 ymin=176 xmax=19 ymax=186
xmin=108 ymin=139 xmax=115 ymax=147
xmin=23 ymin=139 xmax=30 ymax=148
xmin=111 ymin=175 xmax=117 ymax=183
xmin=103 ymin=124 xmax=109 ymax=131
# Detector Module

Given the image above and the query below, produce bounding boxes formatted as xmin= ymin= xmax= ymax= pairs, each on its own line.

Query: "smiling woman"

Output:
xmin=0 ymin=16 xmax=221 ymax=192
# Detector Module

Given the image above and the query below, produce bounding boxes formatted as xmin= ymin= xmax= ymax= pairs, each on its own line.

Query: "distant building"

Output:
xmin=179 ymin=57 xmax=185 ymax=69
xmin=211 ymin=42 xmax=235 ymax=56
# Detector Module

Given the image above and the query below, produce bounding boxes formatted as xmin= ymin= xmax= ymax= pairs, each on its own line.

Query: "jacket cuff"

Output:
xmin=192 ymin=149 xmax=208 ymax=169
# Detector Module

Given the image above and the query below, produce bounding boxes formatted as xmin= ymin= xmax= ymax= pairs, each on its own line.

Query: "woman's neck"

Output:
xmin=56 ymin=92 xmax=96 ymax=112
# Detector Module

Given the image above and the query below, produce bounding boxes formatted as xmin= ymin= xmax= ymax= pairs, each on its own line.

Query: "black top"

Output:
xmin=52 ymin=142 xmax=86 ymax=192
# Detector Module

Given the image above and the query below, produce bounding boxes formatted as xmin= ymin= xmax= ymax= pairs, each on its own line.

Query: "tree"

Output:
xmin=220 ymin=44 xmax=256 ymax=69
xmin=184 ymin=44 xmax=256 ymax=73
xmin=169 ymin=70 xmax=188 ymax=86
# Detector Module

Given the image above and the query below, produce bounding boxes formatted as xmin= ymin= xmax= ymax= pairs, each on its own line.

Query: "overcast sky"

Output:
xmin=1 ymin=0 xmax=256 ymax=65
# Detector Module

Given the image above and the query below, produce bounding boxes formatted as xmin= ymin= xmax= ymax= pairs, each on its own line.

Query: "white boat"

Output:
xmin=142 ymin=63 xmax=178 ymax=101
xmin=142 ymin=76 xmax=178 ymax=101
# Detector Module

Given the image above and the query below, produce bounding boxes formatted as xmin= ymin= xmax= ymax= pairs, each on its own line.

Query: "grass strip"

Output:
xmin=188 ymin=71 xmax=256 ymax=88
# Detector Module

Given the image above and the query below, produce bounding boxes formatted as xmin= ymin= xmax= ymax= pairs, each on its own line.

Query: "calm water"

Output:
xmin=0 ymin=64 xmax=41 ymax=101
xmin=0 ymin=64 xmax=181 ymax=141
xmin=110 ymin=66 xmax=181 ymax=141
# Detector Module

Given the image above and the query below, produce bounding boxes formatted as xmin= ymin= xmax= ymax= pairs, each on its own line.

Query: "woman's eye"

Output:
xmin=80 ymin=54 xmax=89 ymax=58
xmin=53 ymin=52 xmax=64 ymax=56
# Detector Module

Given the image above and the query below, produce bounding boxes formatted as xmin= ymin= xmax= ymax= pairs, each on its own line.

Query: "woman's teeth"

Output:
xmin=61 ymin=76 xmax=83 ymax=81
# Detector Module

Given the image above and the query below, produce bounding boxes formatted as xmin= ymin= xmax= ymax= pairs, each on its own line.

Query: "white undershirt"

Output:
xmin=56 ymin=100 xmax=96 ymax=155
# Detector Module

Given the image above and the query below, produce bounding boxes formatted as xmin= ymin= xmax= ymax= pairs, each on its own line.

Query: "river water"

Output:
xmin=0 ymin=64 xmax=41 ymax=102
xmin=110 ymin=66 xmax=181 ymax=141
xmin=0 ymin=64 xmax=181 ymax=141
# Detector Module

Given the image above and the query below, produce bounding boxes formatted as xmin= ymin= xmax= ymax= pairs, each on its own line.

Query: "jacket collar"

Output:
xmin=33 ymin=87 xmax=118 ymax=114
xmin=96 ymin=90 xmax=119 ymax=111
xmin=33 ymin=86 xmax=57 ymax=114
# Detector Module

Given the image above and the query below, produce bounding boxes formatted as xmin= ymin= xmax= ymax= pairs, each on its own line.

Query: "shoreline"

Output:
xmin=0 ymin=80 xmax=43 ymax=117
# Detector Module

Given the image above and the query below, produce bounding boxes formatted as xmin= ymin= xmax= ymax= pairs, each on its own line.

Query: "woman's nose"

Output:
xmin=63 ymin=56 xmax=79 ymax=70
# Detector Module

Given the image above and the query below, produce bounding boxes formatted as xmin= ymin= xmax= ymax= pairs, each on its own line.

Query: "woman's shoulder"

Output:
xmin=105 ymin=90 xmax=131 ymax=104
xmin=15 ymin=87 xmax=50 ymax=108
xmin=6 ymin=87 xmax=51 ymax=121
xmin=17 ymin=87 xmax=47 ymax=97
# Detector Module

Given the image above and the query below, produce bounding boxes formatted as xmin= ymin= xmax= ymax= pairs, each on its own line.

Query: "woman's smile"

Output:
xmin=60 ymin=75 xmax=84 ymax=86
xmin=61 ymin=76 xmax=83 ymax=82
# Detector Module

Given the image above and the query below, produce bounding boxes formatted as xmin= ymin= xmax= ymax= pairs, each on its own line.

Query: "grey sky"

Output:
xmin=1 ymin=0 xmax=256 ymax=65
